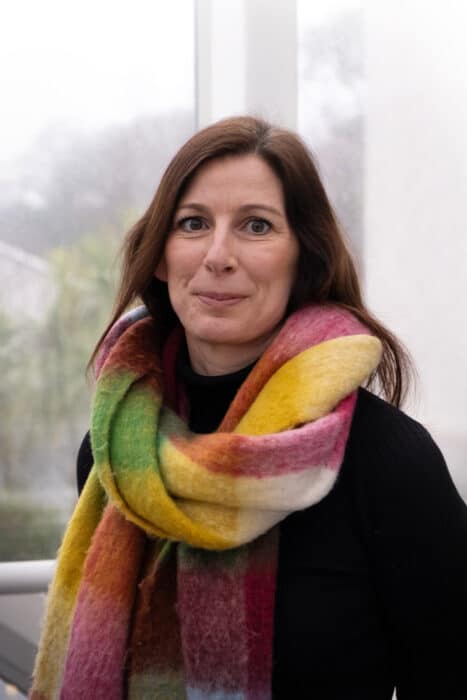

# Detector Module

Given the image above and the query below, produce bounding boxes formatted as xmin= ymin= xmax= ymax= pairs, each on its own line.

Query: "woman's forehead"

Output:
xmin=177 ymin=154 xmax=286 ymax=211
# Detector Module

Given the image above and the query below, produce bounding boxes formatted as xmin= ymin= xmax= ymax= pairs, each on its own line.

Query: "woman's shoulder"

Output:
xmin=350 ymin=387 xmax=444 ymax=468
xmin=345 ymin=387 xmax=467 ymax=534
xmin=346 ymin=398 xmax=467 ymax=697
xmin=353 ymin=386 xmax=429 ymax=436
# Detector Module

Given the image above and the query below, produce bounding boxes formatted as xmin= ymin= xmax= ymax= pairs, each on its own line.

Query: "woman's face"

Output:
xmin=156 ymin=154 xmax=300 ymax=374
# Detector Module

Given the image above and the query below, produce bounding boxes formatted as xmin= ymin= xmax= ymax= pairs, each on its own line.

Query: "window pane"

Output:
xmin=298 ymin=0 xmax=364 ymax=260
xmin=298 ymin=1 xmax=467 ymax=498
xmin=0 ymin=0 xmax=196 ymax=560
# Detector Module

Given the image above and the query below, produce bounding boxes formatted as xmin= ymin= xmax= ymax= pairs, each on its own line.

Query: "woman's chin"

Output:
xmin=187 ymin=324 xmax=248 ymax=347
xmin=184 ymin=315 xmax=260 ymax=345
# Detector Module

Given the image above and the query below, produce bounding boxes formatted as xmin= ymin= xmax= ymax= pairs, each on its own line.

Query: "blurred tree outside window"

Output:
xmin=298 ymin=0 xmax=364 ymax=262
xmin=0 ymin=0 xmax=195 ymax=561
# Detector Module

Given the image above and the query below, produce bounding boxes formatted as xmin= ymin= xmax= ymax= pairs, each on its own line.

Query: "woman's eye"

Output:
xmin=246 ymin=218 xmax=271 ymax=234
xmin=178 ymin=216 xmax=206 ymax=232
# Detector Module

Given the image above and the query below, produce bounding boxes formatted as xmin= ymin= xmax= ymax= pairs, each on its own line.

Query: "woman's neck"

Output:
xmin=185 ymin=331 xmax=277 ymax=376
xmin=178 ymin=347 xmax=256 ymax=433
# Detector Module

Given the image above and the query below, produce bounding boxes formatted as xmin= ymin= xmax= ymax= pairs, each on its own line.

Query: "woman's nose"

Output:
xmin=203 ymin=229 xmax=237 ymax=273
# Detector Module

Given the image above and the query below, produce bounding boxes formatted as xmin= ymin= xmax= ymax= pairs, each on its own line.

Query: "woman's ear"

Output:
xmin=154 ymin=256 xmax=168 ymax=282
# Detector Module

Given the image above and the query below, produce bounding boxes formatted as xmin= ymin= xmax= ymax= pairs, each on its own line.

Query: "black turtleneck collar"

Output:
xmin=176 ymin=343 xmax=256 ymax=433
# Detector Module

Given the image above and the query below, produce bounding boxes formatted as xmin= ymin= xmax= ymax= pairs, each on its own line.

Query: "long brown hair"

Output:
xmin=90 ymin=115 xmax=413 ymax=406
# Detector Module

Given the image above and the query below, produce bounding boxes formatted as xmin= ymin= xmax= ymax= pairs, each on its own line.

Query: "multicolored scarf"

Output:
xmin=30 ymin=304 xmax=382 ymax=700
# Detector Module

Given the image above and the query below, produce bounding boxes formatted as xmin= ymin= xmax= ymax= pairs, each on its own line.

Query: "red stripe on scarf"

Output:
xmin=245 ymin=530 xmax=279 ymax=700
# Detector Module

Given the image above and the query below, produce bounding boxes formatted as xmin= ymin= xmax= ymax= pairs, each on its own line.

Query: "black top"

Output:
xmin=77 ymin=362 xmax=467 ymax=700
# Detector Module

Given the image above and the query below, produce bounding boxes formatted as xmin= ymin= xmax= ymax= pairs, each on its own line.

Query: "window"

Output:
xmin=0 ymin=0 xmax=196 ymax=562
xmin=298 ymin=0 xmax=364 ymax=259
xmin=298 ymin=1 xmax=467 ymax=497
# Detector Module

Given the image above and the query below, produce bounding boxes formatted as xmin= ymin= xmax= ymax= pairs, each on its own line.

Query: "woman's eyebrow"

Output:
xmin=177 ymin=202 xmax=284 ymax=216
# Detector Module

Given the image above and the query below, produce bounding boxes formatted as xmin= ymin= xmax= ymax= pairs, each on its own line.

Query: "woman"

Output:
xmin=31 ymin=116 xmax=467 ymax=699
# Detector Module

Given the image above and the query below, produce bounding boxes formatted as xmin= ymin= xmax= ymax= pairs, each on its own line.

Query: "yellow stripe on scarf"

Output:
xmin=31 ymin=469 xmax=106 ymax=698
xmin=236 ymin=335 xmax=382 ymax=435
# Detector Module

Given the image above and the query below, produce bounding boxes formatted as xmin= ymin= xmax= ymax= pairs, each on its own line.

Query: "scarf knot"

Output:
xmin=30 ymin=304 xmax=382 ymax=700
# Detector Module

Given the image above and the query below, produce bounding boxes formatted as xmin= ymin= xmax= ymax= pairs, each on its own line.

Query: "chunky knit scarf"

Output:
xmin=30 ymin=304 xmax=382 ymax=700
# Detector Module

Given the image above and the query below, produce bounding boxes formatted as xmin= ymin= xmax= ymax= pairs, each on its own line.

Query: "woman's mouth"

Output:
xmin=195 ymin=292 xmax=246 ymax=307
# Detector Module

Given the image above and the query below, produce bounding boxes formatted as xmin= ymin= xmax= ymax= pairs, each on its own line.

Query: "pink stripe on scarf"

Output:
xmin=177 ymin=546 xmax=249 ymax=695
xmin=167 ymin=394 xmax=356 ymax=477
xmin=220 ymin=305 xmax=369 ymax=431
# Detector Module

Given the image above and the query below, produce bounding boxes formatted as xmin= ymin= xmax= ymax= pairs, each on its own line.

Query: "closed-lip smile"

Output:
xmin=196 ymin=291 xmax=245 ymax=300
xmin=195 ymin=291 xmax=246 ymax=306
